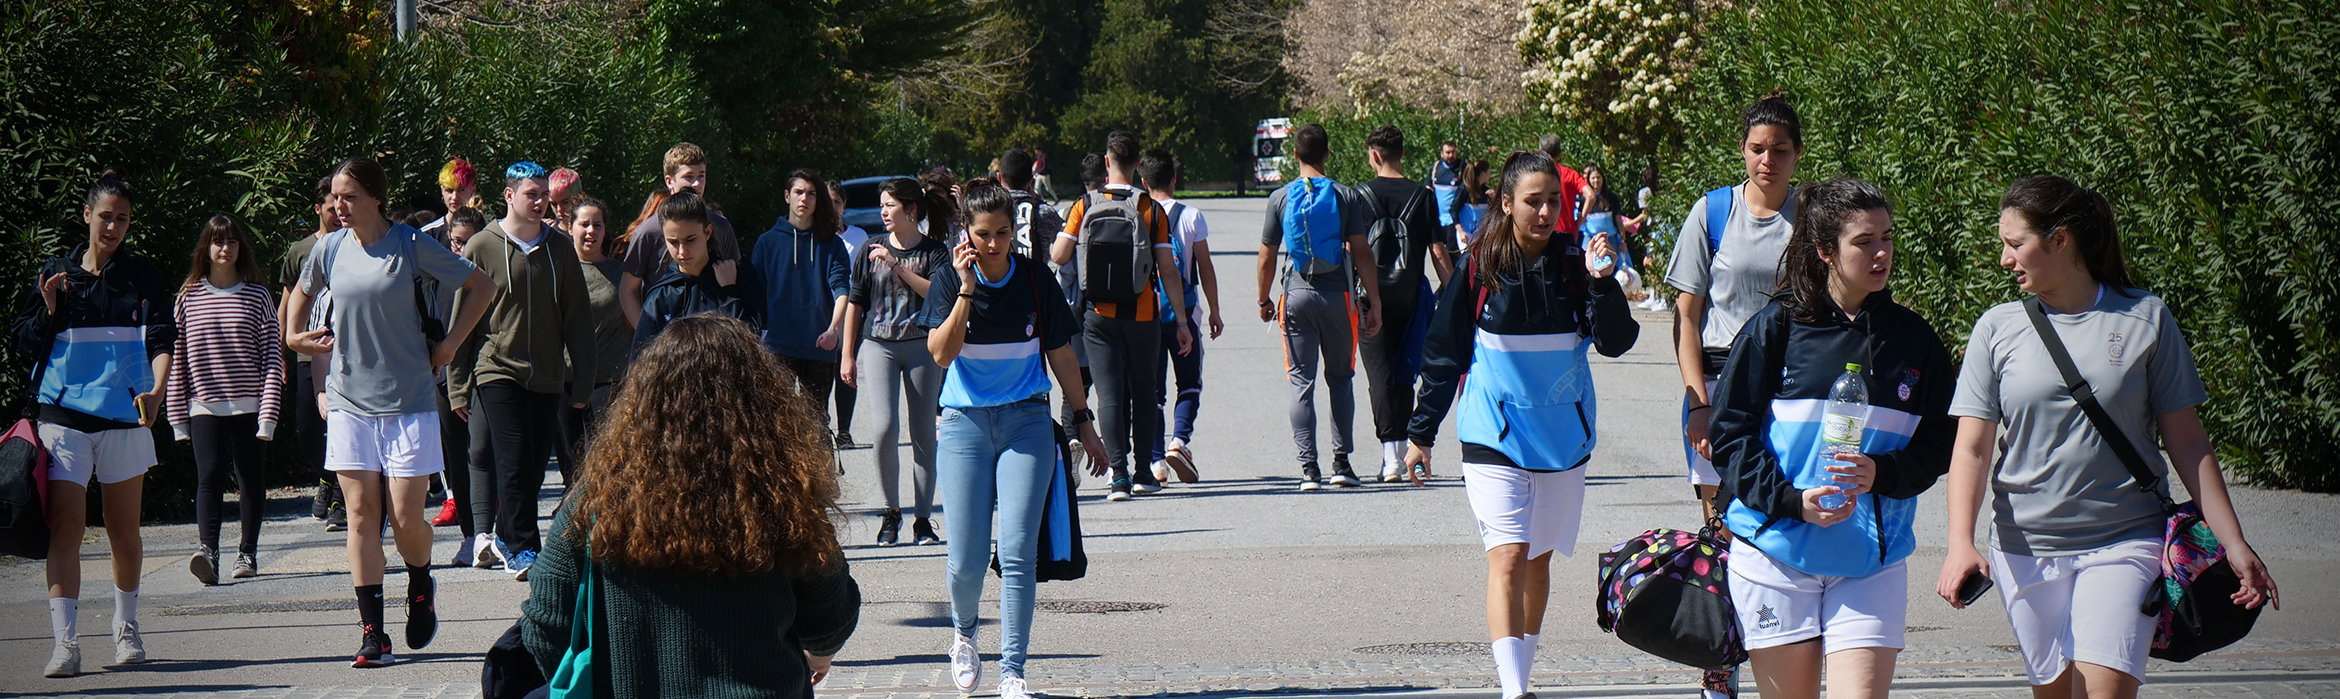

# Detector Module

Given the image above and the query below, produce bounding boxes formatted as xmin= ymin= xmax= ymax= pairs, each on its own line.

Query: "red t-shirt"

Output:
xmin=1553 ymin=164 xmax=1589 ymax=235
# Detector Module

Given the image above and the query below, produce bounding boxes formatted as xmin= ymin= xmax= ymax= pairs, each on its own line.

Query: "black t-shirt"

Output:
xmin=1365 ymin=177 xmax=1445 ymax=289
xmin=919 ymin=258 xmax=1079 ymax=408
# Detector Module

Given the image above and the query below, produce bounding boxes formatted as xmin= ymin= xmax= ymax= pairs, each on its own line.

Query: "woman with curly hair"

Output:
xmin=523 ymin=314 xmax=861 ymax=697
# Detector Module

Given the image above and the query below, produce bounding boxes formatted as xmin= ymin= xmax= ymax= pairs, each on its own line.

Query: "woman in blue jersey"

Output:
xmin=1707 ymin=177 xmax=1955 ymax=699
xmin=923 ymin=179 xmax=1107 ymax=699
xmin=1402 ymin=150 xmax=1638 ymax=699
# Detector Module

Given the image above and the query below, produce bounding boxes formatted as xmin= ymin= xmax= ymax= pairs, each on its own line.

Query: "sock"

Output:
xmin=1383 ymin=441 xmax=1402 ymax=468
xmin=1492 ymin=636 xmax=1527 ymax=698
xmin=1524 ymin=632 xmax=1541 ymax=659
xmin=356 ymin=585 xmax=386 ymax=632
xmin=112 ymin=587 xmax=138 ymax=632
xmin=407 ymin=565 xmax=433 ymax=597
xmin=49 ymin=597 xmax=78 ymax=646
xmin=1512 ymin=634 xmax=1538 ymax=692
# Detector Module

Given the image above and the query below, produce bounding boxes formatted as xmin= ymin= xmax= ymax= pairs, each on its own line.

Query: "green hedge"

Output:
xmin=1644 ymin=0 xmax=2339 ymax=489
xmin=1288 ymin=106 xmax=1651 ymax=201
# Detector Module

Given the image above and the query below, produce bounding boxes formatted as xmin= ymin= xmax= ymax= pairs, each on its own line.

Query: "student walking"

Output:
xmin=558 ymin=197 xmax=630 ymax=486
xmin=752 ymin=170 xmax=851 ymax=426
xmin=1401 ymin=150 xmax=1637 ymax=699
xmin=448 ymin=161 xmax=596 ymax=582
xmin=1358 ymin=126 xmax=1448 ymax=482
xmin=20 ymin=170 xmax=177 ymax=678
xmin=166 ymin=215 xmax=284 ymax=586
xmin=620 ymin=142 xmax=740 ymax=327
xmin=830 ymin=183 xmax=870 ymax=449
xmin=427 ymin=208 xmax=485 ymax=557
xmin=1050 ymin=132 xmax=1194 ymax=501
xmin=1709 ymin=177 xmax=1953 ymax=699
xmin=286 ymin=158 xmax=495 ymax=668
xmin=1935 ymin=176 xmax=2277 ymax=699
xmin=1255 ymin=123 xmax=1381 ymax=490
xmin=522 ymin=314 xmax=861 ymax=699
xmin=634 ymin=190 xmax=764 ymax=348
xmin=924 ymin=179 xmax=1108 ymax=699
xmin=1139 ymin=148 xmax=1220 ymax=484
xmin=281 ymin=177 xmax=345 ymax=532
xmin=842 ymin=178 xmax=953 ymax=541
xmin=419 ymin=157 xmax=478 ymax=236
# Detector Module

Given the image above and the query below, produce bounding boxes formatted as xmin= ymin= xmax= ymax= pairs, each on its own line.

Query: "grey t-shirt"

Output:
xmin=1663 ymin=183 xmax=1796 ymax=351
xmin=301 ymin=224 xmax=480 ymax=416
xmin=1260 ymin=181 xmax=1375 ymax=294
xmin=1950 ymin=288 xmax=2208 ymax=555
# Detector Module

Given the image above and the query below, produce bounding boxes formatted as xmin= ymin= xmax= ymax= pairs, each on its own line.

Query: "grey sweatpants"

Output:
xmin=1279 ymin=285 xmax=1356 ymax=465
xmin=859 ymin=336 xmax=941 ymax=517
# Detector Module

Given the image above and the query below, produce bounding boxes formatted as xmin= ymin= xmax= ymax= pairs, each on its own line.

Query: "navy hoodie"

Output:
xmin=749 ymin=218 xmax=848 ymax=361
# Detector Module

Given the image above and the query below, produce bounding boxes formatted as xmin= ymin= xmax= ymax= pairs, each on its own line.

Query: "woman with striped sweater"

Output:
xmin=166 ymin=215 xmax=285 ymax=585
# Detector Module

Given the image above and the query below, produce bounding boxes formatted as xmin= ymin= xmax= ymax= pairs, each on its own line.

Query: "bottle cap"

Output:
xmin=1845 ymin=363 xmax=1863 ymax=372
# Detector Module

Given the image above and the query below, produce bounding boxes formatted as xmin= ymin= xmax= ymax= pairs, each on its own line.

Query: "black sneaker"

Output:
xmin=405 ymin=575 xmax=437 ymax=650
xmin=1106 ymin=478 xmax=1134 ymax=501
xmin=911 ymin=517 xmax=942 ymax=546
xmin=189 ymin=545 xmax=219 ymax=586
xmin=836 ymin=432 xmax=864 ymax=450
xmin=1329 ymin=455 xmax=1363 ymax=487
xmin=324 ymin=504 xmax=348 ymax=533
xmin=1298 ymin=462 xmax=1323 ymax=491
xmin=232 ymin=553 xmax=258 ymax=579
xmin=352 ymin=625 xmax=394 ymax=668
xmin=876 ymin=511 xmax=902 ymax=547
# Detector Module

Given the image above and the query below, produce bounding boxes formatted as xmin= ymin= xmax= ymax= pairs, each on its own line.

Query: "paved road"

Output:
xmin=4 ymin=195 xmax=2336 ymax=697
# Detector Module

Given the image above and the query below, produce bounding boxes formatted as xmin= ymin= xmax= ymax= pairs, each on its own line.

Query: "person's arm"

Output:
xmin=1710 ymin=308 xmax=1804 ymax=524
xmin=790 ymin=559 xmax=862 ymax=680
xmin=1050 ymin=198 xmax=1083 ymax=265
xmin=619 ymin=272 xmax=644 ymax=328
xmin=839 ymin=302 xmax=864 ymax=388
xmin=926 ymin=251 xmax=973 ymax=367
xmin=1155 ymin=243 xmax=1192 ymax=355
xmin=1046 ymin=343 xmax=1108 ymax=473
xmin=1935 ymin=416 xmax=1999 ymax=607
xmin=557 ymin=252 xmax=596 ymax=408
xmin=1254 ymin=243 xmax=1279 ymax=322
xmin=255 ymin=289 xmax=284 ymax=440
xmin=2161 ymin=407 xmax=2278 ymax=610
xmin=1581 ymin=227 xmax=1638 ymax=357
xmin=892 ymin=253 xmax=935 ymax=297
xmin=1405 ymin=268 xmax=1477 ymax=450
xmin=1860 ymin=334 xmax=1957 ymax=500
xmin=166 ymin=292 xmax=191 ymax=439
xmin=134 ymin=273 xmax=178 ymax=427
xmin=437 ymin=268 xmax=496 ymax=368
xmin=1192 ymin=239 xmax=1223 ymax=339
xmin=1344 ymin=233 xmax=1382 ymax=337
xmin=816 ymin=239 xmax=850 ymax=350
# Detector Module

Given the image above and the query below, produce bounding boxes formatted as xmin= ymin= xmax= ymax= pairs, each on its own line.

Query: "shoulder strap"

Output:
xmin=2022 ymin=296 xmax=2178 ymax=513
xmin=1703 ymin=186 xmax=1734 ymax=256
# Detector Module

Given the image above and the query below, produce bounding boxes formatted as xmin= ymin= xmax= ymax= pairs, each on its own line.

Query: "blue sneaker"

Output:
xmin=507 ymin=549 xmax=537 ymax=581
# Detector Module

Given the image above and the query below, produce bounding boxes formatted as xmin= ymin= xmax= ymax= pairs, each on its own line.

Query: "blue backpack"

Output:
xmin=1281 ymin=177 xmax=1348 ymax=277
xmin=1154 ymin=202 xmax=1200 ymax=321
xmin=1702 ymin=186 xmax=1734 ymax=256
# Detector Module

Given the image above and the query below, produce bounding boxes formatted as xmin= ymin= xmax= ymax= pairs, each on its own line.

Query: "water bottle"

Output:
xmin=1816 ymin=363 xmax=1869 ymax=510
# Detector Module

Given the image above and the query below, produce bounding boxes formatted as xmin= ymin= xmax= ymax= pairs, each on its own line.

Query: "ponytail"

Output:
xmin=1780 ymin=177 xmax=1893 ymax=321
xmin=1468 ymin=150 xmax=1560 ymax=289
xmin=86 ymin=166 xmax=134 ymax=209
xmin=2000 ymin=175 xmax=2134 ymax=291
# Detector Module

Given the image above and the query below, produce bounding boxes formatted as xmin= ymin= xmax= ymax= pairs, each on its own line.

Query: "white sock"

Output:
xmin=1492 ymin=636 xmax=1528 ymax=698
xmin=1524 ymin=632 xmax=1541 ymax=659
xmin=49 ymin=597 xmax=78 ymax=645
xmin=1383 ymin=441 xmax=1403 ymax=468
xmin=1514 ymin=634 xmax=1539 ymax=692
xmin=113 ymin=587 xmax=138 ymax=632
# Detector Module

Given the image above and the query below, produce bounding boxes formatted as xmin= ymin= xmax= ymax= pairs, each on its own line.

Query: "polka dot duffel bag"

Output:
xmin=1595 ymin=526 xmax=1746 ymax=671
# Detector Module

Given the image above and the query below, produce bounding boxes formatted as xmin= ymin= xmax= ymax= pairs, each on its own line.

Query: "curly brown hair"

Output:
xmin=568 ymin=314 xmax=843 ymax=579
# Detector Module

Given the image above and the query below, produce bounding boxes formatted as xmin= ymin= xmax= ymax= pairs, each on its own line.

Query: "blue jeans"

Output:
xmin=1149 ymin=316 xmax=1204 ymax=464
xmin=937 ymin=399 xmax=1056 ymax=676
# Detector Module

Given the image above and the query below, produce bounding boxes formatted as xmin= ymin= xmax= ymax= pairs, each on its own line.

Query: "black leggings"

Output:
xmin=293 ymin=358 xmax=338 ymax=509
xmin=477 ymin=380 xmax=558 ymax=553
xmin=436 ymin=383 xmax=474 ymax=539
xmin=190 ymin=413 xmax=266 ymax=555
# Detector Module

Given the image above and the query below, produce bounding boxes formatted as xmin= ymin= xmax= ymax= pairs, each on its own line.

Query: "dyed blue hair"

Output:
xmin=505 ymin=161 xmax=549 ymax=186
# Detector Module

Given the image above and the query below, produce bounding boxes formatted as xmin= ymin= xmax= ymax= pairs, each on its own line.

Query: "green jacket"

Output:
xmin=450 ymin=219 xmax=595 ymax=408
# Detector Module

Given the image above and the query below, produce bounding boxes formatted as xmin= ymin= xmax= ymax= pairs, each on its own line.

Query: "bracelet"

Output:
xmin=1687 ymin=404 xmax=1712 ymax=414
xmin=957 ymin=291 xmax=976 ymax=300
xmin=1064 ymin=408 xmax=1095 ymax=427
xmin=1258 ymin=299 xmax=1274 ymax=308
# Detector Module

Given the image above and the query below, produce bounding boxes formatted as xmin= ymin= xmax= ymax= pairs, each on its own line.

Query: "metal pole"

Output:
xmin=396 ymin=0 xmax=415 ymax=42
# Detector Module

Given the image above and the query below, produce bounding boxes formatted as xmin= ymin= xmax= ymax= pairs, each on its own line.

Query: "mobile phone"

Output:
xmin=1955 ymin=570 xmax=1995 ymax=607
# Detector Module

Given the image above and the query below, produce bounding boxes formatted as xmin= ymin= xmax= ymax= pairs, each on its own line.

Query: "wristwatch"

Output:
xmin=1065 ymin=408 xmax=1095 ymax=427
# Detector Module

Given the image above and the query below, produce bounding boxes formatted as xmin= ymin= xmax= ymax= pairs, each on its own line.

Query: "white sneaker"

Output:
xmin=999 ymin=674 xmax=1034 ymax=699
xmin=1063 ymin=439 xmax=1086 ymax=488
xmin=113 ymin=623 xmax=146 ymax=665
xmin=949 ymin=632 xmax=981 ymax=692
xmin=1150 ymin=460 xmax=1173 ymax=485
xmin=471 ymin=533 xmax=503 ymax=570
xmin=1380 ymin=441 xmax=1406 ymax=482
xmin=44 ymin=641 xmax=79 ymax=678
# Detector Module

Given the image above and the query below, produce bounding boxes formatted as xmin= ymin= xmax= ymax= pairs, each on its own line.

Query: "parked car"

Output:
xmin=836 ymin=175 xmax=908 ymax=232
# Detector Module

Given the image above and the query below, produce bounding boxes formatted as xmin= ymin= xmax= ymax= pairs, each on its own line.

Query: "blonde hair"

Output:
xmin=663 ymin=142 xmax=708 ymax=177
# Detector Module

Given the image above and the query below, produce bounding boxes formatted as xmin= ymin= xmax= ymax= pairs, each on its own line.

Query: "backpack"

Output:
xmin=1702 ymin=186 xmax=1734 ymax=258
xmin=0 ymin=352 xmax=56 ymax=560
xmin=1012 ymin=193 xmax=1046 ymax=259
xmin=1368 ymin=187 xmax=1427 ymax=282
xmin=1154 ymin=202 xmax=1199 ymax=320
xmin=1075 ymin=191 xmax=1153 ymax=305
xmin=321 ymin=225 xmax=447 ymax=344
xmin=1280 ymin=177 xmax=1348 ymax=277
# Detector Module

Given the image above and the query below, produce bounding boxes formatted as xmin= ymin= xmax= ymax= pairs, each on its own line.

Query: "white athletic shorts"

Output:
xmin=40 ymin=424 xmax=156 ymax=487
xmin=1990 ymin=539 xmax=2164 ymax=684
xmin=1684 ymin=378 xmax=1720 ymax=485
xmin=325 ymin=410 xmax=445 ymax=478
xmin=1460 ymin=461 xmax=1586 ymax=560
xmin=1728 ymin=538 xmax=1908 ymax=655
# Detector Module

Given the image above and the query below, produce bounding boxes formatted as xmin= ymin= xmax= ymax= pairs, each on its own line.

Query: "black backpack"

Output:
xmin=1075 ymin=191 xmax=1153 ymax=305
xmin=1368 ymin=188 xmax=1427 ymax=281
xmin=0 ymin=352 xmax=56 ymax=560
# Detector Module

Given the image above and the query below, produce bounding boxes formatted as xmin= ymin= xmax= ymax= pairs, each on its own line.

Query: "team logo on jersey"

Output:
xmin=1898 ymin=368 xmax=1921 ymax=402
xmin=2107 ymin=332 xmax=2128 ymax=367
xmin=1755 ymin=605 xmax=1779 ymax=629
xmin=1026 ymin=312 xmax=1038 ymax=339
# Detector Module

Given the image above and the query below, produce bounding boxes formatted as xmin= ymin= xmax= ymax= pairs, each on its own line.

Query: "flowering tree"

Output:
xmin=1285 ymin=0 xmax=1527 ymax=114
xmin=1518 ymin=0 xmax=1704 ymax=153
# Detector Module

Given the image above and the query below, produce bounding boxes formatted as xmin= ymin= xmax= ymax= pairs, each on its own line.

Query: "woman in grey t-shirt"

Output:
xmin=1936 ymin=176 xmax=2276 ymax=696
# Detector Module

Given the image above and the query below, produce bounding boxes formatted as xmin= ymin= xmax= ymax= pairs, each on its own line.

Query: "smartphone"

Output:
xmin=1955 ymin=570 xmax=1995 ymax=608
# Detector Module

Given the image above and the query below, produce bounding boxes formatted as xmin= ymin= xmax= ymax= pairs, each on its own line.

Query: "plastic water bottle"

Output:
xmin=1816 ymin=363 xmax=1869 ymax=510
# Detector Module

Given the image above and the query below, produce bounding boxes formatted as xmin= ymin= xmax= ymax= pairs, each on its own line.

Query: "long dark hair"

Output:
xmin=1780 ymin=176 xmax=1893 ymax=321
xmin=183 ymin=214 xmax=266 ymax=288
xmin=878 ymin=176 xmax=952 ymax=239
xmin=571 ymin=314 xmax=842 ymax=579
xmin=1584 ymin=164 xmax=1618 ymax=214
xmin=1469 ymin=150 xmax=1562 ymax=289
xmin=786 ymin=169 xmax=842 ymax=240
xmin=86 ymin=166 xmax=134 ymax=209
xmin=2000 ymin=175 xmax=2135 ymax=291
xmin=958 ymin=177 xmax=1014 ymax=224
xmin=1742 ymin=88 xmax=1804 ymax=146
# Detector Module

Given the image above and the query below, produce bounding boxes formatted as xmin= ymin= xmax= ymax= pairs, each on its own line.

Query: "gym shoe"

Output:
xmin=430 ymin=497 xmax=458 ymax=527
xmin=113 ymin=622 xmax=145 ymax=665
xmin=1131 ymin=475 xmax=1162 ymax=494
xmin=1701 ymin=667 xmax=1739 ymax=699
xmin=1163 ymin=441 xmax=1199 ymax=483
xmin=324 ymin=504 xmax=348 ymax=532
xmin=470 ymin=533 xmax=503 ymax=569
xmin=352 ymin=625 xmax=394 ymax=668
xmin=1106 ymin=478 xmax=1133 ymax=501
xmin=1298 ymin=462 xmax=1323 ymax=491
xmin=911 ymin=517 xmax=942 ymax=546
xmin=406 ymin=575 xmax=437 ymax=649
xmin=190 ymin=545 xmax=219 ymax=586
xmin=876 ymin=511 xmax=903 ymax=547
xmin=44 ymin=640 xmax=79 ymax=678
xmin=1150 ymin=459 xmax=1173 ymax=485
xmin=836 ymin=431 xmax=864 ymax=450
xmin=1328 ymin=455 xmax=1362 ymax=487
xmin=948 ymin=632 xmax=981 ymax=691
xmin=451 ymin=536 xmax=475 ymax=567
xmin=232 ymin=553 xmax=258 ymax=579
xmin=507 ymin=550 xmax=537 ymax=581
xmin=1064 ymin=439 xmax=1087 ymax=487
xmin=1380 ymin=442 xmax=1407 ymax=482
xmin=999 ymin=674 xmax=1034 ymax=699
xmin=312 ymin=481 xmax=334 ymax=520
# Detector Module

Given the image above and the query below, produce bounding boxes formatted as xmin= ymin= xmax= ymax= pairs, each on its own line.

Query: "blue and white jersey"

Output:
xmin=920 ymin=258 xmax=1077 ymax=409
xmin=1711 ymin=293 xmax=1957 ymax=579
xmin=10 ymin=245 xmax=176 ymax=432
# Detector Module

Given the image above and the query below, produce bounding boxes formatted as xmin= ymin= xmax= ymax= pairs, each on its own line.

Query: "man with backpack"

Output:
xmin=1048 ymin=132 xmax=1193 ymax=502
xmin=1358 ymin=126 xmax=1450 ymax=483
xmin=1254 ymin=123 xmax=1384 ymax=491
xmin=998 ymin=148 xmax=1063 ymax=262
xmin=1139 ymin=148 xmax=1219 ymax=485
